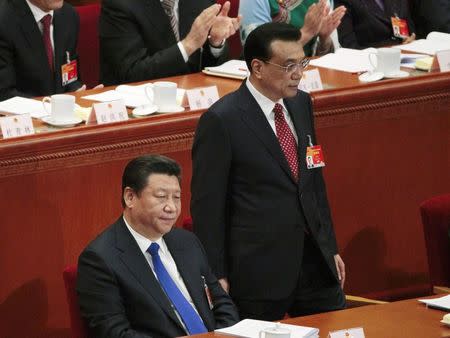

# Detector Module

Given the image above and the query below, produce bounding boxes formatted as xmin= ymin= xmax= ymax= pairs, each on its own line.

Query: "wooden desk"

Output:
xmin=192 ymin=299 xmax=450 ymax=338
xmin=0 ymin=68 xmax=449 ymax=337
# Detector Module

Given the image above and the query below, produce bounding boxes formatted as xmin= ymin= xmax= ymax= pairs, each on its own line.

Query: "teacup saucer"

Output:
xmin=358 ymin=71 xmax=384 ymax=83
xmin=157 ymin=105 xmax=185 ymax=113
xmin=132 ymin=104 xmax=158 ymax=117
xmin=42 ymin=116 xmax=83 ymax=127
xmin=384 ymin=70 xmax=409 ymax=78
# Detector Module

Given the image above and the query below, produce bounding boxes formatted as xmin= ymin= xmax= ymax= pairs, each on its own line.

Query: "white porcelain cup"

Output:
xmin=42 ymin=94 xmax=75 ymax=123
xmin=259 ymin=325 xmax=291 ymax=338
xmin=153 ymin=81 xmax=177 ymax=111
xmin=369 ymin=48 xmax=401 ymax=76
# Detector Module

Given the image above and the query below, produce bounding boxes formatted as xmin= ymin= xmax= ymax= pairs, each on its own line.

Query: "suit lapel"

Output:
xmin=366 ymin=0 xmax=390 ymax=25
xmin=144 ymin=0 xmax=177 ymax=44
xmin=238 ymin=84 xmax=297 ymax=184
xmin=15 ymin=0 xmax=53 ymax=81
xmin=53 ymin=9 xmax=66 ymax=92
xmin=164 ymin=231 xmax=214 ymax=330
xmin=114 ymin=219 xmax=185 ymax=331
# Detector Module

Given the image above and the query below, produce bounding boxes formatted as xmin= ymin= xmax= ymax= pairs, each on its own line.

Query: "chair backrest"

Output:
xmin=75 ymin=4 xmax=101 ymax=88
xmin=420 ymin=194 xmax=450 ymax=287
xmin=63 ymin=265 xmax=89 ymax=338
xmin=216 ymin=0 xmax=242 ymax=59
xmin=181 ymin=217 xmax=193 ymax=232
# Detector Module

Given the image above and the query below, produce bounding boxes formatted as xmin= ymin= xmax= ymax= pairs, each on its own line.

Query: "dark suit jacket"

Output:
xmin=0 ymin=0 xmax=82 ymax=101
xmin=77 ymin=218 xmax=238 ymax=338
xmin=191 ymin=82 xmax=339 ymax=301
xmin=99 ymin=0 xmax=228 ymax=86
xmin=410 ymin=0 xmax=450 ymax=39
xmin=335 ymin=0 xmax=415 ymax=49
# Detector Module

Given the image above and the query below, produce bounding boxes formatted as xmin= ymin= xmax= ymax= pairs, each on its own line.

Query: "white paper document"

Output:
xmin=393 ymin=31 xmax=450 ymax=55
xmin=309 ymin=48 xmax=377 ymax=73
xmin=0 ymin=96 xmax=49 ymax=118
xmin=82 ymin=83 xmax=185 ymax=108
xmin=418 ymin=294 xmax=450 ymax=311
xmin=203 ymin=60 xmax=249 ymax=80
xmin=215 ymin=319 xmax=319 ymax=338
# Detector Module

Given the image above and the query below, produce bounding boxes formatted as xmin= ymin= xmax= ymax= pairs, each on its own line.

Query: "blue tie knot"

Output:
xmin=148 ymin=242 xmax=160 ymax=256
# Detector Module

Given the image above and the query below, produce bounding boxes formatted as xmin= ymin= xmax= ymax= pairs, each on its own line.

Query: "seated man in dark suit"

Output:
xmin=77 ymin=155 xmax=239 ymax=338
xmin=0 ymin=0 xmax=84 ymax=101
xmin=335 ymin=0 xmax=416 ymax=49
xmin=99 ymin=0 xmax=241 ymax=85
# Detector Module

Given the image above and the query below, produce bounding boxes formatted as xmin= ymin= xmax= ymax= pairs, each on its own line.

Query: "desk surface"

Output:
xmin=194 ymin=299 xmax=450 ymax=338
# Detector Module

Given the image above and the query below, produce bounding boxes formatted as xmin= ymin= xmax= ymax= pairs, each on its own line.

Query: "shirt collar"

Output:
xmin=122 ymin=216 xmax=167 ymax=256
xmin=25 ymin=0 xmax=54 ymax=23
xmin=245 ymin=78 xmax=287 ymax=120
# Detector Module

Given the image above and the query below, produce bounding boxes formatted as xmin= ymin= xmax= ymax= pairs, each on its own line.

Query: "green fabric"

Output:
xmin=268 ymin=0 xmax=319 ymax=56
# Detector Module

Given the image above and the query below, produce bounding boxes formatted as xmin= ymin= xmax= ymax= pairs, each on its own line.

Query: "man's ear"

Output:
xmin=123 ymin=187 xmax=135 ymax=208
xmin=251 ymin=59 xmax=264 ymax=79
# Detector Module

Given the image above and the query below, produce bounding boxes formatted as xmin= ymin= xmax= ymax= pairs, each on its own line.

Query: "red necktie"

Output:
xmin=273 ymin=103 xmax=299 ymax=181
xmin=41 ymin=14 xmax=54 ymax=72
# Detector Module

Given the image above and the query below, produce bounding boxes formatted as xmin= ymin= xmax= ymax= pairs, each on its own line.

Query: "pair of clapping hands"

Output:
xmin=181 ymin=1 xmax=242 ymax=56
xmin=300 ymin=0 xmax=346 ymax=47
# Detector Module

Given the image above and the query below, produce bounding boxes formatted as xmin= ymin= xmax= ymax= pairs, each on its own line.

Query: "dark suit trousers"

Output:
xmin=235 ymin=235 xmax=346 ymax=320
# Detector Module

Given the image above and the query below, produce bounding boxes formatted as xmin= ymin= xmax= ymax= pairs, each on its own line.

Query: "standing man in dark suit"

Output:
xmin=100 ymin=0 xmax=241 ymax=86
xmin=0 ymin=0 xmax=83 ymax=101
xmin=191 ymin=22 xmax=345 ymax=321
xmin=77 ymin=155 xmax=238 ymax=338
xmin=335 ymin=0 xmax=416 ymax=49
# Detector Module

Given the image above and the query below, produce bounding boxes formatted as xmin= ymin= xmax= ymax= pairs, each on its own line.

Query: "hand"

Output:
xmin=208 ymin=1 xmax=242 ymax=47
xmin=218 ymin=278 xmax=230 ymax=293
xmin=319 ymin=5 xmax=346 ymax=41
xmin=402 ymin=32 xmax=416 ymax=45
xmin=334 ymin=254 xmax=346 ymax=289
xmin=300 ymin=0 xmax=327 ymax=45
xmin=182 ymin=4 xmax=221 ymax=56
xmin=75 ymin=84 xmax=104 ymax=92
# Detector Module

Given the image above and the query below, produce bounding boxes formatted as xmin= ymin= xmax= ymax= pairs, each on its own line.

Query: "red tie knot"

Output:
xmin=273 ymin=103 xmax=284 ymax=116
xmin=41 ymin=14 xmax=52 ymax=28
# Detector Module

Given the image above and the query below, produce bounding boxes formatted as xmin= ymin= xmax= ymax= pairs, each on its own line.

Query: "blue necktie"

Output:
xmin=148 ymin=243 xmax=207 ymax=334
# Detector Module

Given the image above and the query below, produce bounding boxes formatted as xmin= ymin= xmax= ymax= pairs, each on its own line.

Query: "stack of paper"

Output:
xmin=393 ymin=31 xmax=450 ymax=55
xmin=0 ymin=96 xmax=49 ymax=118
xmin=215 ymin=319 xmax=319 ymax=338
xmin=309 ymin=48 xmax=376 ymax=73
xmin=418 ymin=294 xmax=450 ymax=311
xmin=82 ymin=84 xmax=185 ymax=108
xmin=203 ymin=60 xmax=249 ymax=80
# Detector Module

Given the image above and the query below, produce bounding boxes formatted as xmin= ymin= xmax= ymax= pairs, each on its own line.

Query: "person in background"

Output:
xmin=100 ymin=0 xmax=241 ymax=86
xmin=239 ymin=0 xmax=346 ymax=56
xmin=409 ymin=0 xmax=450 ymax=39
xmin=77 ymin=154 xmax=239 ymax=338
xmin=335 ymin=0 xmax=416 ymax=49
xmin=0 ymin=0 xmax=85 ymax=101
xmin=191 ymin=23 xmax=346 ymax=321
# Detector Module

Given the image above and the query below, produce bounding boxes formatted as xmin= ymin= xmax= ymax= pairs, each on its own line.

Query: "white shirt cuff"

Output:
xmin=177 ymin=41 xmax=189 ymax=63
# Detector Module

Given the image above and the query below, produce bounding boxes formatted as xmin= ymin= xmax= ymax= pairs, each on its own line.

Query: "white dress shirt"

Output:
xmin=25 ymin=0 xmax=55 ymax=52
xmin=245 ymin=78 xmax=298 ymax=143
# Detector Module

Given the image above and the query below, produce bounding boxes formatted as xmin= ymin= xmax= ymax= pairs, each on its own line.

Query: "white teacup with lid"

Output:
xmin=259 ymin=323 xmax=291 ymax=338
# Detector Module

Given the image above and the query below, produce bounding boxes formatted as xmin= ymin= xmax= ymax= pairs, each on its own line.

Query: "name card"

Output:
xmin=92 ymin=100 xmax=128 ymax=125
xmin=299 ymin=68 xmax=324 ymax=93
xmin=186 ymin=86 xmax=220 ymax=110
xmin=437 ymin=50 xmax=450 ymax=72
xmin=0 ymin=114 xmax=34 ymax=139
xmin=328 ymin=327 xmax=365 ymax=338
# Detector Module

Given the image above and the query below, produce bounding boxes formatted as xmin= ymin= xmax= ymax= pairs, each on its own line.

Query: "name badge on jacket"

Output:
xmin=306 ymin=135 xmax=325 ymax=169
xmin=61 ymin=51 xmax=78 ymax=86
